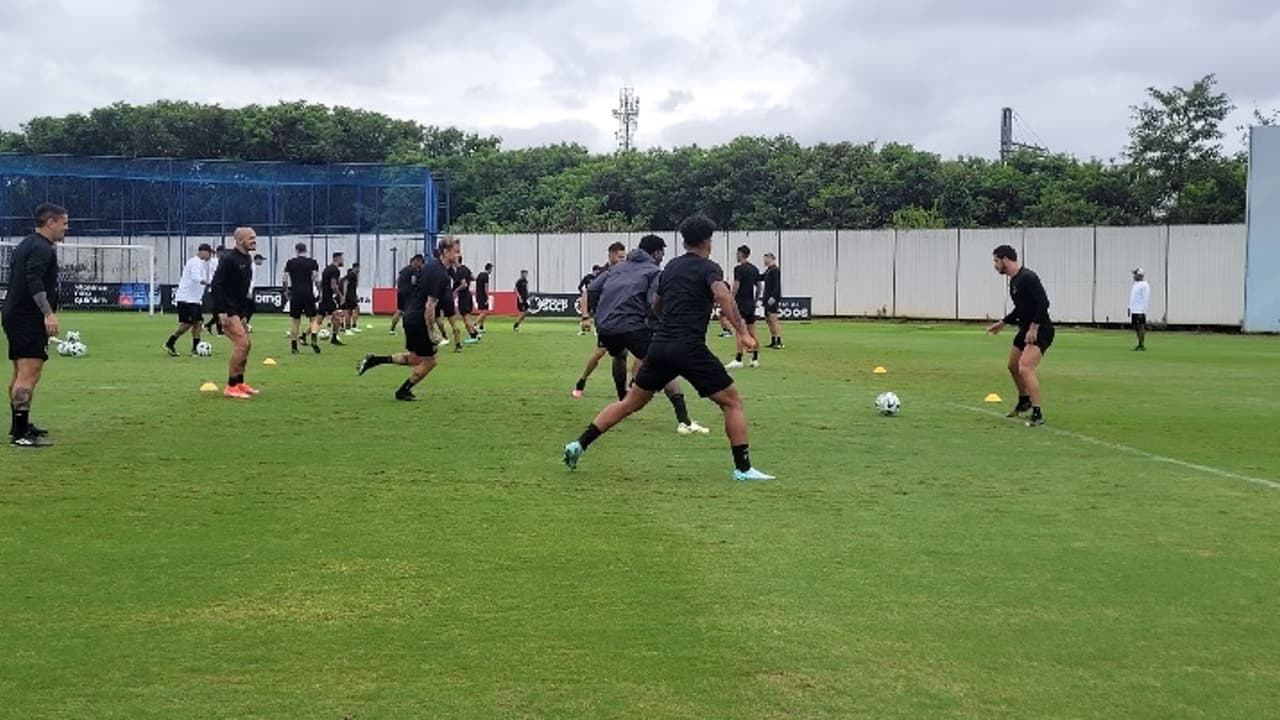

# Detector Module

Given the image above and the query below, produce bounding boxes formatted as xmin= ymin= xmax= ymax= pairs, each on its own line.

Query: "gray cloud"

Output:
xmin=0 ymin=0 xmax=1276 ymax=160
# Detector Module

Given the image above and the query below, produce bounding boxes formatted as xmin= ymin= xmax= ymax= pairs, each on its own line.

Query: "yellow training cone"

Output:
xmin=984 ymin=393 xmax=1003 ymax=403
xmin=200 ymin=382 xmax=219 ymax=393
xmin=262 ymin=358 xmax=278 ymax=366
xmin=873 ymin=366 xmax=888 ymax=375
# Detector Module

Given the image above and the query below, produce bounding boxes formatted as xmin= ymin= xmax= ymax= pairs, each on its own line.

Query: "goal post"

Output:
xmin=0 ymin=241 xmax=157 ymax=315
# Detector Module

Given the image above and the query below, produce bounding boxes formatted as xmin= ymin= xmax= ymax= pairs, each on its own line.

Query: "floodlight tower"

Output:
xmin=613 ymin=88 xmax=640 ymax=152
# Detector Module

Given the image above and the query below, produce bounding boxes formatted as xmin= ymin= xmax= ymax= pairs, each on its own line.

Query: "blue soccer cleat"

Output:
xmin=563 ymin=441 xmax=584 ymax=470
xmin=733 ymin=467 xmax=775 ymax=482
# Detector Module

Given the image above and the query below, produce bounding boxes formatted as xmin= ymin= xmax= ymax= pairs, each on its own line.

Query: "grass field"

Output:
xmin=3 ymin=312 xmax=1279 ymax=719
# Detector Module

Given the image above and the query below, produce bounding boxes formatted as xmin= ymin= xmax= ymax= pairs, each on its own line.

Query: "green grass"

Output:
xmin=3 ymin=313 xmax=1279 ymax=719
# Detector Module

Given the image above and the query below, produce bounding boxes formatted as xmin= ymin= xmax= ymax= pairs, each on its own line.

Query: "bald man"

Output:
xmin=209 ymin=228 xmax=260 ymax=399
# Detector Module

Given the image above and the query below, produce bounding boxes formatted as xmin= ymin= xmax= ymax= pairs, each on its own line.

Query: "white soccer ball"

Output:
xmin=318 ymin=328 xmax=332 ymax=341
xmin=56 ymin=341 xmax=72 ymax=357
xmin=875 ymin=391 xmax=901 ymax=416
xmin=65 ymin=330 xmax=82 ymax=343
xmin=67 ymin=341 xmax=87 ymax=358
xmin=195 ymin=341 xmax=213 ymax=357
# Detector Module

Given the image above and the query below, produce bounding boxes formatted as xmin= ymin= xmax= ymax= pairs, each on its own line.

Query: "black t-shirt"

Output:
xmin=210 ymin=248 xmax=254 ymax=314
xmin=516 ymin=278 xmax=529 ymax=300
xmin=344 ymin=270 xmax=358 ymax=298
xmin=652 ymin=252 xmax=725 ymax=345
xmin=406 ymin=260 xmax=453 ymax=314
xmin=454 ymin=265 xmax=474 ymax=295
xmin=762 ymin=265 xmax=781 ymax=300
xmin=284 ymin=257 xmax=318 ymax=298
xmin=321 ymin=264 xmax=342 ymax=302
xmin=397 ymin=265 xmax=419 ymax=296
xmin=734 ymin=262 xmax=761 ymax=305
xmin=475 ymin=271 xmax=490 ymax=298
xmin=578 ymin=273 xmax=596 ymax=293
xmin=2 ymin=233 xmax=59 ymax=319
xmin=1003 ymin=267 xmax=1053 ymax=329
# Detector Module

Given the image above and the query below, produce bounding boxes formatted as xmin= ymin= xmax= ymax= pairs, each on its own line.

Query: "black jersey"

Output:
xmin=475 ymin=271 xmax=490 ymax=298
xmin=454 ymin=264 xmax=474 ymax=295
xmin=651 ymin=252 xmax=724 ymax=345
xmin=344 ymin=270 xmax=359 ymax=297
xmin=283 ymin=257 xmax=318 ymax=298
xmin=733 ymin=262 xmax=761 ymax=305
xmin=406 ymin=260 xmax=452 ymax=314
xmin=2 ymin=233 xmax=59 ymax=319
xmin=762 ymin=265 xmax=781 ymax=300
xmin=397 ymin=265 xmax=419 ymax=296
xmin=321 ymin=264 xmax=343 ymax=302
xmin=515 ymin=277 xmax=529 ymax=300
xmin=1003 ymin=267 xmax=1053 ymax=329
xmin=210 ymin=248 xmax=254 ymax=315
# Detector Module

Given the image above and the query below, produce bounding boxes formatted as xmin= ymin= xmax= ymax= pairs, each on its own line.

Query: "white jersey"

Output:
xmin=175 ymin=256 xmax=212 ymax=304
xmin=1129 ymin=280 xmax=1151 ymax=314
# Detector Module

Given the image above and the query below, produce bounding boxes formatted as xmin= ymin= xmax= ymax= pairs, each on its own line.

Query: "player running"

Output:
xmin=165 ymin=242 xmax=214 ymax=356
xmin=390 ymin=254 xmax=425 ymax=334
xmin=513 ymin=269 xmax=530 ymax=331
xmin=453 ymin=256 xmax=481 ymax=348
xmin=571 ymin=243 xmax=628 ymax=397
xmin=474 ymin=263 xmax=493 ymax=333
xmin=987 ymin=244 xmax=1055 ymax=427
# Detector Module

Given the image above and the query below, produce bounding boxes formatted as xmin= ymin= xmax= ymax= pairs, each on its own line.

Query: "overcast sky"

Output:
xmin=1 ymin=0 xmax=1276 ymax=159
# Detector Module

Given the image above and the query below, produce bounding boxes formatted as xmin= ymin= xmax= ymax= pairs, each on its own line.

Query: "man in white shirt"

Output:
xmin=1128 ymin=267 xmax=1150 ymax=352
xmin=165 ymin=243 xmax=214 ymax=356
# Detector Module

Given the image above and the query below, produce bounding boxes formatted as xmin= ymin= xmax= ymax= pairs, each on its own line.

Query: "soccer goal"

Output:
xmin=0 ymin=240 xmax=157 ymax=315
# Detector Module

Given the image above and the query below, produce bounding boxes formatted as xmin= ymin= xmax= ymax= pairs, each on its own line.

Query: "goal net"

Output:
xmin=0 ymin=241 xmax=157 ymax=315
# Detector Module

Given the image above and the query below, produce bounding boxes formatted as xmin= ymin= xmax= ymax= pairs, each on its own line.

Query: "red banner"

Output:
xmin=371 ymin=288 xmax=522 ymax=315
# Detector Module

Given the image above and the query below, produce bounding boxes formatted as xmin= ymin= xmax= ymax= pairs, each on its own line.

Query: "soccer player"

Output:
xmin=762 ymin=252 xmax=784 ymax=349
xmin=513 ymin=269 xmax=530 ymax=331
xmin=726 ymin=245 xmax=762 ymax=368
xmin=987 ymin=244 xmax=1055 ymax=427
xmin=578 ymin=264 xmax=603 ymax=335
xmin=4 ymin=203 xmax=67 ymax=447
xmin=357 ymin=236 xmax=459 ymax=401
xmin=571 ymin=244 xmax=629 ymax=397
xmin=590 ymin=234 xmax=710 ymax=435
xmin=563 ymin=216 xmax=774 ymax=481
xmin=390 ymin=254 xmax=425 ymax=334
xmin=342 ymin=263 xmax=361 ymax=336
xmin=474 ymin=262 xmax=493 ymax=333
xmin=202 ymin=244 xmax=224 ymax=336
xmin=283 ymin=242 xmax=322 ymax=354
xmin=165 ymin=242 xmax=214 ymax=357
xmin=453 ymin=256 xmax=481 ymax=348
xmin=210 ymin=227 xmax=260 ymax=399
xmin=320 ymin=252 xmax=346 ymax=346
xmin=1129 ymin=267 xmax=1150 ymax=351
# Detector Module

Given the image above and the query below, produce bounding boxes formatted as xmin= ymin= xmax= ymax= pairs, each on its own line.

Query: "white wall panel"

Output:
xmin=582 ymin=233 xmax=631 ymax=275
xmin=895 ymin=229 xmax=958 ymax=319
xmin=453 ymin=233 xmax=495 ymax=288
xmin=958 ymin=228 xmax=1021 ymax=320
xmin=1168 ymin=224 xmax=1246 ymax=325
xmin=780 ymin=230 xmax=837 ymax=315
xmin=835 ymin=229 xmax=896 ymax=316
xmin=494 ymin=233 xmax=538 ymax=292
xmin=1094 ymin=226 xmax=1167 ymax=323
xmin=537 ymin=233 xmax=581 ymax=293
xmin=1023 ymin=228 xmax=1094 ymax=323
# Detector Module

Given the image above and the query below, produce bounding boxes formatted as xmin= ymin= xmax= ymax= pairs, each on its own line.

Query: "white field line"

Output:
xmin=952 ymin=404 xmax=1280 ymax=492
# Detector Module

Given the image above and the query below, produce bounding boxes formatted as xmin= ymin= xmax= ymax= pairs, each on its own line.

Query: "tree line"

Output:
xmin=1 ymin=75 xmax=1274 ymax=232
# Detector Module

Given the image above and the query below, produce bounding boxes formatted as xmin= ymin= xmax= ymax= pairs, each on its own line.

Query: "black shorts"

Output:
xmin=764 ymin=296 xmax=782 ymax=316
xmin=517 ymin=299 xmax=530 ymax=313
xmin=737 ymin=300 xmax=757 ymax=324
xmin=457 ymin=292 xmax=474 ymax=316
xmin=213 ymin=305 xmax=244 ymax=319
xmin=177 ymin=302 xmax=203 ymax=325
xmin=402 ymin=312 xmax=439 ymax=358
xmin=290 ymin=295 xmax=318 ymax=319
xmin=436 ymin=298 xmax=457 ymax=318
xmin=1013 ymin=325 xmax=1056 ymax=354
xmin=1131 ymin=313 xmax=1147 ymax=327
xmin=319 ymin=299 xmax=338 ymax=316
xmin=634 ymin=341 xmax=734 ymax=398
xmin=3 ymin=314 xmax=48 ymax=362
xmin=341 ymin=298 xmax=359 ymax=312
xmin=477 ymin=295 xmax=490 ymax=311
xmin=599 ymin=329 xmax=653 ymax=359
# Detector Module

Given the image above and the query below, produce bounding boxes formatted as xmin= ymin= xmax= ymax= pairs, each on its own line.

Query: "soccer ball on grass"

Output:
xmin=875 ymin=391 xmax=901 ymax=416
xmin=318 ymin=328 xmax=332 ymax=341
xmin=195 ymin=341 xmax=213 ymax=357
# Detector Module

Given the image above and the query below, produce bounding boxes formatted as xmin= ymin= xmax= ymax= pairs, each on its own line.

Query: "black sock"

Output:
xmin=397 ymin=379 xmax=416 ymax=395
xmin=12 ymin=407 xmax=29 ymax=438
xmin=311 ymin=333 xmax=318 ymax=345
xmin=470 ymin=331 xmax=478 ymax=339
xmin=578 ymin=423 xmax=603 ymax=449
xmin=192 ymin=337 xmax=200 ymax=352
xmin=575 ymin=378 xmax=587 ymax=392
xmin=228 ymin=375 xmax=238 ymax=387
xmin=611 ymin=362 xmax=628 ymax=401
xmin=1019 ymin=394 xmax=1031 ymax=408
xmin=165 ymin=334 xmax=178 ymax=349
xmin=735 ymin=353 xmax=743 ymax=362
xmin=291 ymin=339 xmax=298 ymax=350
xmin=752 ymin=350 xmax=758 ymax=361
xmin=369 ymin=355 xmax=392 ymax=368
xmin=668 ymin=393 xmax=692 ymax=425
xmin=1030 ymin=406 xmax=1043 ymax=419
xmin=732 ymin=444 xmax=751 ymax=472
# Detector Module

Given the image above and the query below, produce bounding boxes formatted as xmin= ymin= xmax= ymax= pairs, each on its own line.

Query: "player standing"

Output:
xmin=474 ymin=263 xmax=493 ymax=333
xmin=210 ymin=227 xmax=260 ymax=399
xmin=4 ymin=203 xmax=67 ymax=447
xmin=1129 ymin=268 xmax=1150 ymax=351
xmin=390 ymin=254 xmax=425 ymax=334
xmin=987 ymin=244 xmax=1054 ymax=427
xmin=283 ymin=242 xmax=322 ymax=354
xmin=761 ymin=252 xmax=784 ymax=349
xmin=342 ymin=263 xmax=361 ymax=336
xmin=357 ymin=236 xmax=459 ymax=401
xmin=320 ymin=252 xmax=346 ymax=346
xmin=563 ymin=216 xmax=773 ymax=481
xmin=513 ymin=269 xmax=530 ymax=331
xmin=726 ymin=245 xmax=762 ymax=368
xmin=165 ymin=242 xmax=214 ymax=357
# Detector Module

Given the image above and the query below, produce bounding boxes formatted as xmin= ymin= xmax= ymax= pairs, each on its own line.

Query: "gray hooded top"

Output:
xmin=588 ymin=247 xmax=661 ymax=334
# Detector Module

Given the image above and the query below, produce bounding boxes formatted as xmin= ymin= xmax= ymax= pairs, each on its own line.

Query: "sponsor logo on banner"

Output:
xmin=253 ymin=287 xmax=286 ymax=313
xmin=711 ymin=296 xmax=812 ymax=321
xmin=526 ymin=293 xmax=580 ymax=317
